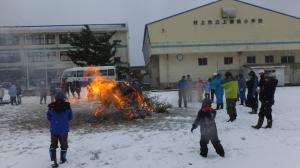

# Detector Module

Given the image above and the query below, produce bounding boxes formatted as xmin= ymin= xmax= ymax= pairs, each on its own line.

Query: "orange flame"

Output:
xmin=85 ymin=67 xmax=154 ymax=119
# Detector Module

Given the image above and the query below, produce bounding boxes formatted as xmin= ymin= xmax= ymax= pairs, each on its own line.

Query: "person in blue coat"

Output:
xmin=238 ymin=73 xmax=247 ymax=105
xmin=47 ymin=91 xmax=73 ymax=167
xmin=210 ymin=74 xmax=224 ymax=110
xmin=177 ymin=75 xmax=188 ymax=108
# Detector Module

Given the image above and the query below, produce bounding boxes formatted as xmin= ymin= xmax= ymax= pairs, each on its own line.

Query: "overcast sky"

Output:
xmin=0 ymin=0 xmax=299 ymax=66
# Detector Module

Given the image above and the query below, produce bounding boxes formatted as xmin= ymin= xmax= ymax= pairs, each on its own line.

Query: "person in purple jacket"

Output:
xmin=47 ymin=91 xmax=72 ymax=168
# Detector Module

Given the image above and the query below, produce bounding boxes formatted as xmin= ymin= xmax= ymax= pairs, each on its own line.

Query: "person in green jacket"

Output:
xmin=222 ymin=72 xmax=239 ymax=122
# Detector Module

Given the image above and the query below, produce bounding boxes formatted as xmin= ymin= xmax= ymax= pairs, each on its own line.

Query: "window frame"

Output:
xmin=224 ymin=57 xmax=233 ymax=65
xmin=198 ymin=58 xmax=208 ymax=66
xmin=247 ymin=56 xmax=256 ymax=64
xmin=281 ymin=56 xmax=295 ymax=64
xmin=265 ymin=55 xmax=274 ymax=64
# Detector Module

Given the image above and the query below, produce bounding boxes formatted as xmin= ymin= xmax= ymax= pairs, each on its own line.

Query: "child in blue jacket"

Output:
xmin=47 ymin=91 xmax=73 ymax=167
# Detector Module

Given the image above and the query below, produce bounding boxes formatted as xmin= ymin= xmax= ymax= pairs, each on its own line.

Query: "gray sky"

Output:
xmin=0 ymin=0 xmax=299 ymax=66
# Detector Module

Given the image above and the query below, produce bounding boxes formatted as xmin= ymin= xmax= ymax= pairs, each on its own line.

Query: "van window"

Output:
xmin=77 ymin=70 xmax=84 ymax=77
xmin=108 ymin=69 xmax=115 ymax=76
xmin=63 ymin=71 xmax=76 ymax=78
xmin=99 ymin=70 xmax=108 ymax=76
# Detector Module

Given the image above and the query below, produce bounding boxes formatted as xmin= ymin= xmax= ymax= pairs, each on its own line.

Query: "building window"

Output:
xmin=258 ymin=18 xmax=263 ymax=23
xmin=230 ymin=19 xmax=235 ymax=24
xmin=0 ymin=35 xmax=20 ymax=46
xmin=193 ymin=20 xmax=198 ymax=25
xmin=30 ymin=34 xmax=44 ymax=45
xmin=265 ymin=55 xmax=274 ymax=64
xmin=59 ymin=34 xmax=69 ymax=44
xmin=198 ymin=58 xmax=207 ymax=66
xmin=224 ymin=57 xmax=233 ymax=65
xmin=244 ymin=19 xmax=248 ymax=24
xmin=215 ymin=20 xmax=220 ymax=24
xmin=60 ymin=51 xmax=71 ymax=61
xmin=281 ymin=56 xmax=295 ymax=64
xmin=47 ymin=51 xmax=57 ymax=61
xmin=247 ymin=56 xmax=256 ymax=64
xmin=28 ymin=52 xmax=46 ymax=62
xmin=45 ymin=34 xmax=55 ymax=44
xmin=251 ymin=19 xmax=256 ymax=23
xmin=0 ymin=52 xmax=21 ymax=63
xmin=236 ymin=19 xmax=241 ymax=24
xmin=208 ymin=20 xmax=213 ymax=25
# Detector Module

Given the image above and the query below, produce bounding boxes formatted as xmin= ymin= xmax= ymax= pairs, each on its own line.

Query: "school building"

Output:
xmin=0 ymin=24 xmax=129 ymax=89
xmin=143 ymin=0 xmax=300 ymax=88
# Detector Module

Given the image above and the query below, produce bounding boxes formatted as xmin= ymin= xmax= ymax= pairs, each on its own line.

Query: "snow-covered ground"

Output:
xmin=1 ymin=87 xmax=300 ymax=168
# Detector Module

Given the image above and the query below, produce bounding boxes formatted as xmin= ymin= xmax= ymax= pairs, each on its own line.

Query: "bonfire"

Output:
xmin=84 ymin=67 xmax=154 ymax=120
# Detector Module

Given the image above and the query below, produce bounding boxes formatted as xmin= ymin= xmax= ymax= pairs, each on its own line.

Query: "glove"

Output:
xmin=191 ymin=124 xmax=197 ymax=133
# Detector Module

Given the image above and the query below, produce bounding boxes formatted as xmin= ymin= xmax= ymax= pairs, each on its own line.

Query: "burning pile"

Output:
xmin=85 ymin=67 xmax=154 ymax=120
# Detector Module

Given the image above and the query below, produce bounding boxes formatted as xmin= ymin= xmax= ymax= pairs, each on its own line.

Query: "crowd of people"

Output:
xmin=0 ymin=79 xmax=82 ymax=106
xmin=185 ymin=70 xmax=278 ymax=158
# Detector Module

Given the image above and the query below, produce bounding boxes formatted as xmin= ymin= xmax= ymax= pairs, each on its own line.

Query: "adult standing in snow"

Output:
xmin=40 ymin=80 xmax=47 ymax=104
xmin=16 ymin=84 xmax=22 ymax=105
xmin=47 ymin=91 xmax=73 ymax=167
xmin=246 ymin=71 xmax=258 ymax=114
xmin=74 ymin=80 xmax=81 ymax=99
xmin=69 ymin=81 xmax=76 ymax=97
xmin=252 ymin=72 xmax=278 ymax=129
xmin=8 ymin=83 xmax=17 ymax=105
xmin=209 ymin=74 xmax=217 ymax=102
xmin=186 ymin=74 xmax=193 ymax=102
xmin=204 ymin=79 xmax=211 ymax=99
xmin=50 ymin=82 xmax=57 ymax=103
xmin=238 ymin=73 xmax=247 ymax=105
xmin=191 ymin=98 xmax=225 ymax=157
xmin=195 ymin=78 xmax=204 ymax=102
xmin=222 ymin=72 xmax=239 ymax=122
xmin=0 ymin=85 xmax=5 ymax=103
xmin=178 ymin=75 xmax=188 ymax=108
xmin=210 ymin=74 xmax=224 ymax=110
xmin=61 ymin=79 xmax=69 ymax=98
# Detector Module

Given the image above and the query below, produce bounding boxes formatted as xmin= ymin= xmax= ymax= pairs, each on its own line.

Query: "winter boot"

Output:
xmin=60 ymin=149 xmax=67 ymax=164
xmin=220 ymin=103 xmax=224 ymax=109
xmin=50 ymin=148 xmax=59 ymax=167
xmin=264 ymin=120 xmax=272 ymax=128
xmin=216 ymin=104 xmax=219 ymax=110
xmin=227 ymin=115 xmax=236 ymax=122
xmin=252 ymin=117 xmax=264 ymax=129
xmin=200 ymin=148 xmax=208 ymax=157
xmin=248 ymin=109 xmax=257 ymax=114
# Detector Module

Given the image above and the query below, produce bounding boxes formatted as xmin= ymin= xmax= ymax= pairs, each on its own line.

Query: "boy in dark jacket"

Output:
xmin=47 ymin=91 xmax=73 ymax=167
xmin=191 ymin=98 xmax=225 ymax=157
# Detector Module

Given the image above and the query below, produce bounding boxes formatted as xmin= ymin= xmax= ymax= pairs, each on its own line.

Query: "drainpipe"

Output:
xmin=166 ymin=54 xmax=170 ymax=88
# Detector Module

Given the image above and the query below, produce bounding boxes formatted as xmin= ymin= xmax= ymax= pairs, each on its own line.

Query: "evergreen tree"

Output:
xmin=67 ymin=25 xmax=118 ymax=66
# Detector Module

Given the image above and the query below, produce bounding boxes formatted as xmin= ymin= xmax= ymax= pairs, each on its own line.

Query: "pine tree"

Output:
xmin=67 ymin=25 xmax=118 ymax=66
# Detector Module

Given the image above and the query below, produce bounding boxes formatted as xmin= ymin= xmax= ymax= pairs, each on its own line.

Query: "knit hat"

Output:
xmin=201 ymin=98 xmax=212 ymax=108
xmin=55 ymin=91 xmax=66 ymax=101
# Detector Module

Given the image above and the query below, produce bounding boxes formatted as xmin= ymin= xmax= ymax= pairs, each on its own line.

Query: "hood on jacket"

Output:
xmin=48 ymin=101 xmax=70 ymax=112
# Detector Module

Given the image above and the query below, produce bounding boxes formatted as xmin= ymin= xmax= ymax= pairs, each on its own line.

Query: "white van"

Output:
xmin=61 ymin=66 xmax=117 ymax=85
